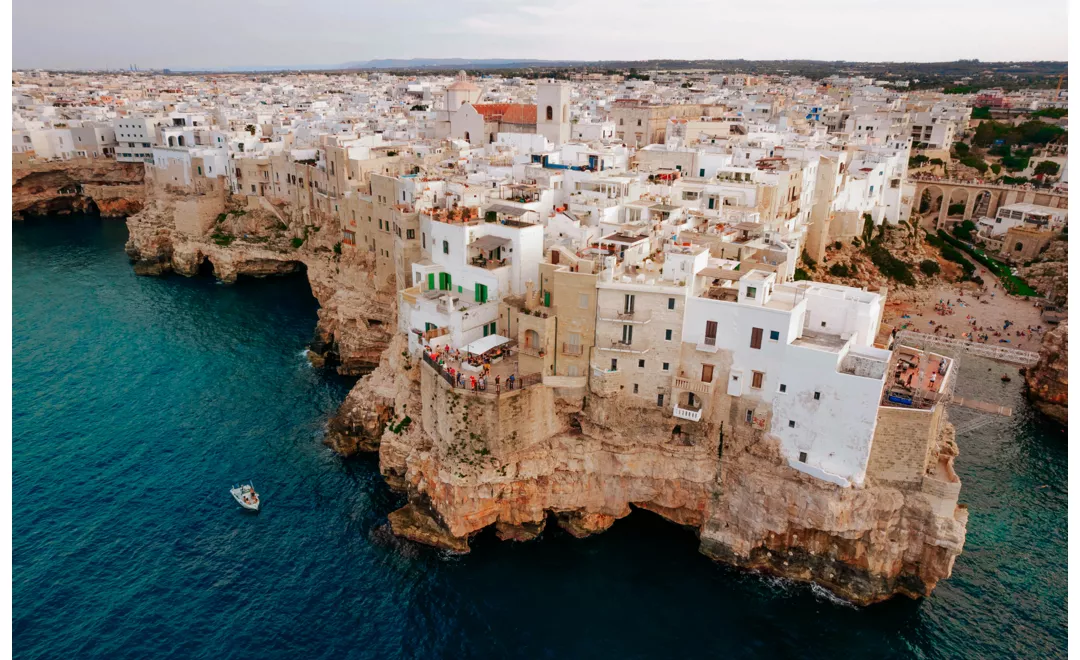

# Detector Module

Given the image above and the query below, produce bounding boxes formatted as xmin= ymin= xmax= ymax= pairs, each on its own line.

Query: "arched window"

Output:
xmin=546 ymin=105 xmax=553 ymax=121
xmin=464 ymin=131 xmax=470 ymax=142
xmin=1015 ymin=242 xmax=1024 ymax=252
xmin=168 ymin=136 xmax=175 ymax=147
xmin=177 ymin=136 xmax=185 ymax=147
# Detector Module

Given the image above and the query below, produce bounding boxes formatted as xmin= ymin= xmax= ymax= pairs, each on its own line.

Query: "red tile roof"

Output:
xmin=472 ymin=103 xmax=537 ymax=125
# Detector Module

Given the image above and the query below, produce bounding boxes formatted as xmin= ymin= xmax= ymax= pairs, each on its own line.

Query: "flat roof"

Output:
xmin=601 ymin=233 xmax=649 ymax=244
xmin=488 ymin=203 xmax=533 ymax=217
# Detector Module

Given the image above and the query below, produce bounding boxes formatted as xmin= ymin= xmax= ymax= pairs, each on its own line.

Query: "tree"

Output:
xmin=1034 ymin=160 xmax=1061 ymax=177
xmin=971 ymin=106 xmax=992 ymax=119
xmin=245 ymin=124 xmax=256 ymax=136
xmin=919 ymin=260 xmax=940 ymax=276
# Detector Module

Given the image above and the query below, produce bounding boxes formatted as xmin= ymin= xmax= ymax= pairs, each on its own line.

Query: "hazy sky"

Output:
xmin=13 ymin=0 xmax=1070 ymax=70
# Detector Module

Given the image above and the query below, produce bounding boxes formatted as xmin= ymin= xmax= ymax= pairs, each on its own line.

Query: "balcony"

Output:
xmin=696 ymin=336 xmax=719 ymax=353
xmin=519 ymin=345 xmax=546 ymax=359
xmin=599 ymin=339 xmax=650 ymax=354
xmin=470 ymin=256 xmax=509 ymax=270
xmin=562 ymin=343 xmax=584 ymax=356
xmin=597 ymin=308 xmax=653 ymax=324
xmin=673 ymin=405 xmax=703 ymax=422
xmin=674 ymin=376 xmax=713 ymax=395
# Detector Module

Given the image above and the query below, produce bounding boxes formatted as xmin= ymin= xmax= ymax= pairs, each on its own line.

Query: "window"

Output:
xmin=813 ymin=391 xmax=821 ymax=400
xmin=579 ymin=293 xmax=589 ymax=309
xmin=422 ymin=233 xmax=426 ymax=248
xmin=662 ymin=362 xmax=670 ymax=371
xmin=406 ymin=229 xmax=415 ymax=240
xmin=745 ymin=409 xmax=754 ymax=423
xmin=638 ymin=359 xmax=645 ymax=368
xmin=779 ymin=384 xmax=787 ymax=393
xmin=701 ymin=364 xmax=714 ymax=383
xmin=668 ymin=298 xmax=675 ymax=310
xmin=769 ymin=330 xmax=780 ymax=341
xmin=637 ymin=119 xmax=642 ymax=126
xmin=621 ymin=325 xmax=633 ymax=344
xmin=750 ymin=327 xmax=763 ymax=349
xmin=657 ymin=393 xmax=664 ymax=406
xmin=746 ymin=286 xmax=757 ymax=298
xmin=665 ymin=329 xmax=673 ymax=341
xmin=611 ymin=358 xmax=618 ymax=371
xmin=820 ymin=321 xmax=827 ymax=328
xmin=633 ymin=384 xmax=639 ymax=394
xmin=751 ymin=371 xmax=764 ymax=389
xmin=442 ymin=240 xmax=449 ymax=255
xmin=705 ymin=320 xmax=718 ymax=346
xmin=799 ymin=451 xmax=807 ymax=462
xmin=788 ymin=420 xmax=797 ymax=428
xmin=546 ymin=105 xmax=553 ymax=121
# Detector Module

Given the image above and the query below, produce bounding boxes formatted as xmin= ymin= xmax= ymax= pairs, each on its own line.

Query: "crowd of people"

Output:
xmin=424 ymin=344 xmax=518 ymax=394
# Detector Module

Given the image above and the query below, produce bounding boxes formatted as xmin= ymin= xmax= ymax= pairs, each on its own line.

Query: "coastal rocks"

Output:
xmin=1025 ymin=322 xmax=1068 ymax=424
xmin=699 ymin=448 xmax=967 ymax=605
xmin=495 ymin=519 xmax=546 ymax=542
xmin=555 ymin=510 xmax=620 ymax=538
xmin=124 ymin=190 xmax=398 ymax=375
xmin=388 ymin=502 xmax=471 ymax=554
xmin=13 ymin=160 xmax=145 ymax=220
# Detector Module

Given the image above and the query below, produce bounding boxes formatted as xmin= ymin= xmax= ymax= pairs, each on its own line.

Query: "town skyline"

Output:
xmin=13 ymin=0 xmax=1069 ymax=70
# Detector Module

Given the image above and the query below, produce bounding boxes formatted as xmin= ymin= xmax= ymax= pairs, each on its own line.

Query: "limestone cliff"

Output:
xmin=1025 ymin=322 xmax=1068 ymax=424
xmin=13 ymin=159 xmax=145 ymax=219
xmin=332 ymin=344 xmax=967 ymax=606
xmin=123 ymin=183 xmax=396 ymax=375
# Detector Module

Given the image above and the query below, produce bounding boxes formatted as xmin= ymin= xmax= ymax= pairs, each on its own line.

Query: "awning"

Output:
xmin=462 ymin=334 xmax=511 ymax=355
xmin=470 ymin=235 xmax=511 ymax=251
xmin=488 ymin=204 xmax=532 ymax=217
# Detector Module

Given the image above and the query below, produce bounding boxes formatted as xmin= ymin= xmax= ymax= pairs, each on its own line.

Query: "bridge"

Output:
xmin=909 ymin=177 xmax=1068 ymax=229
xmin=895 ymin=330 xmax=1040 ymax=366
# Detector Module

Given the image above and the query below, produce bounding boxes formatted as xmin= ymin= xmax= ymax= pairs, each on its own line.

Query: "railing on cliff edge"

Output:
xmin=422 ymin=352 xmax=541 ymax=394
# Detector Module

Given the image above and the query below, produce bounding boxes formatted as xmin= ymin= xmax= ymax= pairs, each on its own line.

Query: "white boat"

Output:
xmin=230 ymin=482 xmax=261 ymax=511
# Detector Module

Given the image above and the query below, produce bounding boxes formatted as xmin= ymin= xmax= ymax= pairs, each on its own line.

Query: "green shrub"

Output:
xmin=953 ymin=220 xmax=977 ymax=241
xmin=333 ymin=242 xmax=342 ymax=255
xmin=971 ymin=106 xmax=992 ymax=119
xmin=936 ymin=230 xmax=1037 ymax=295
xmin=291 ymin=237 xmax=304 ymax=249
xmin=948 ymin=202 xmax=966 ymax=216
xmin=211 ymin=232 xmax=234 ymax=247
xmin=990 ymin=163 xmax=1002 ymax=174
xmin=1031 ymin=107 xmax=1067 ymax=119
xmin=829 ymin=263 xmax=850 ymax=278
xmin=959 ymin=154 xmax=989 ymax=173
xmin=215 ymin=213 xmax=227 ymax=224
xmin=800 ymin=249 xmax=817 ymax=270
xmin=909 ymin=155 xmax=929 ymax=168
xmin=794 ymin=268 xmax=811 ymax=281
xmin=919 ymin=259 xmax=940 ymax=276
xmin=865 ymin=244 xmax=915 ymax=286
xmin=833 ymin=241 xmax=843 ymax=250
xmin=953 ymin=142 xmax=970 ymax=155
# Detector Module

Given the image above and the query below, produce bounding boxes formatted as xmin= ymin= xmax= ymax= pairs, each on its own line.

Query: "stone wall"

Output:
xmin=420 ymin=361 xmax=563 ymax=462
xmin=866 ymin=404 xmax=943 ymax=485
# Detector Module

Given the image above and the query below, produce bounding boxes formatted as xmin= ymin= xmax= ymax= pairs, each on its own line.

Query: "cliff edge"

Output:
xmin=1025 ymin=323 xmax=1068 ymax=424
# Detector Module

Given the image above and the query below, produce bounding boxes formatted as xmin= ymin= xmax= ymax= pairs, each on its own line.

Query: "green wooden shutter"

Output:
xmin=427 ymin=273 xmax=435 ymax=290
xmin=483 ymin=324 xmax=489 ymax=337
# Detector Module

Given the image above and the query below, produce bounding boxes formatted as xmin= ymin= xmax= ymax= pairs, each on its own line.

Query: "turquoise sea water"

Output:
xmin=13 ymin=215 xmax=1067 ymax=659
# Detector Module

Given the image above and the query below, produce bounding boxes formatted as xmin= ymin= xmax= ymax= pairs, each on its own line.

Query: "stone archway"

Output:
xmin=918 ymin=184 xmax=944 ymax=217
xmin=969 ymin=189 xmax=993 ymax=219
xmin=945 ymin=188 xmax=969 ymax=223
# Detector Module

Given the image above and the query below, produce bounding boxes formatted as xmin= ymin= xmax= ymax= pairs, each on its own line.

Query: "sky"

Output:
xmin=12 ymin=0 xmax=1070 ymax=70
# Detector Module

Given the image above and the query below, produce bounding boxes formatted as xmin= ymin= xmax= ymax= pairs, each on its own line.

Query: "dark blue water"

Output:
xmin=13 ymin=215 xmax=1067 ymax=659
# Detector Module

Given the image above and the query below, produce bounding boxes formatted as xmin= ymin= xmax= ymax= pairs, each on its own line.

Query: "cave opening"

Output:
xmin=198 ymin=256 xmax=215 ymax=278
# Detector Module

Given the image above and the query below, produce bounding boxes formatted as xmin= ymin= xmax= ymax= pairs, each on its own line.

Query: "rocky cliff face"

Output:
xmin=331 ymin=342 xmax=967 ymax=606
xmin=123 ymin=187 xmax=396 ymax=376
xmin=1025 ymin=322 xmax=1068 ymax=424
xmin=13 ymin=160 xmax=145 ymax=219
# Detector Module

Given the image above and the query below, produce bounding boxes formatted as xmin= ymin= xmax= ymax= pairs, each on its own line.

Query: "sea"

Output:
xmin=12 ymin=214 xmax=1068 ymax=659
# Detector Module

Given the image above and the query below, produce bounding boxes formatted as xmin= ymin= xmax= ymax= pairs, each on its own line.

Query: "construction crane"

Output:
xmin=1055 ymin=73 xmax=1065 ymax=99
